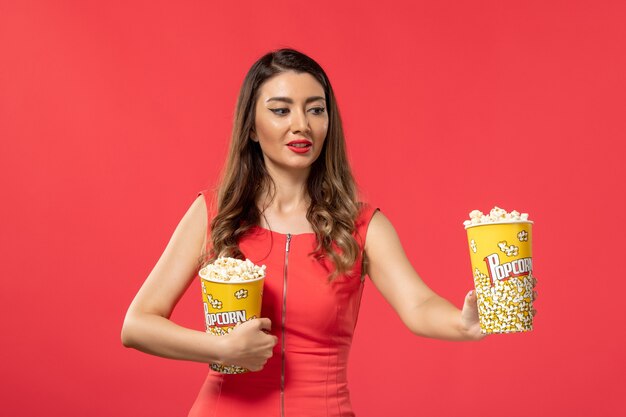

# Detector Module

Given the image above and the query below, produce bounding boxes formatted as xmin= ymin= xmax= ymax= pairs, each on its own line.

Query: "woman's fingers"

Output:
xmin=255 ymin=317 xmax=272 ymax=331
xmin=221 ymin=317 xmax=278 ymax=371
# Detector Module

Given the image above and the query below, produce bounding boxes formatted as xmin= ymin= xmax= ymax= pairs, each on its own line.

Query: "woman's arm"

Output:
xmin=364 ymin=211 xmax=484 ymax=341
xmin=121 ymin=196 xmax=277 ymax=370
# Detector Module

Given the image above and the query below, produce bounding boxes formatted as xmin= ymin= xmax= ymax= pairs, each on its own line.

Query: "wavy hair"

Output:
xmin=202 ymin=48 xmax=361 ymax=280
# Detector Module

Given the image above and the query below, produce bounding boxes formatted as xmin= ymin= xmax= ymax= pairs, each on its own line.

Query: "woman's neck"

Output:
xmin=257 ymin=183 xmax=313 ymax=234
xmin=259 ymin=165 xmax=311 ymax=214
xmin=260 ymin=181 xmax=309 ymax=213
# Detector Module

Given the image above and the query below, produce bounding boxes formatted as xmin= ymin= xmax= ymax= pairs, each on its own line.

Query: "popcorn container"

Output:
xmin=199 ymin=264 xmax=265 ymax=374
xmin=465 ymin=221 xmax=534 ymax=334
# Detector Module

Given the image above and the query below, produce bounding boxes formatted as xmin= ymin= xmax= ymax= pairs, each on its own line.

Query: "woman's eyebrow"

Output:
xmin=266 ymin=96 xmax=326 ymax=104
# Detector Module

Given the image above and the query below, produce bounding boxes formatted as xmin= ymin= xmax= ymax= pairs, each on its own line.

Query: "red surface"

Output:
xmin=1 ymin=1 xmax=625 ymax=416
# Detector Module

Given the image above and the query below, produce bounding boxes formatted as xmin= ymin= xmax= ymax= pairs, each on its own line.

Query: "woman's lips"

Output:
xmin=286 ymin=140 xmax=312 ymax=154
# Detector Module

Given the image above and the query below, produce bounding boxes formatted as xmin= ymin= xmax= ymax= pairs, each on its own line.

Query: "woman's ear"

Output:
xmin=250 ymin=130 xmax=259 ymax=142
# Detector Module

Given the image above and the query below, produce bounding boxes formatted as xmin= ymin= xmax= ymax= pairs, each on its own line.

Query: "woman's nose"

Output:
xmin=290 ymin=109 xmax=310 ymax=134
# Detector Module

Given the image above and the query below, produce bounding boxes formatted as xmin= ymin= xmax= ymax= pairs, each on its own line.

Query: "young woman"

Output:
xmin=121 ymin=48 xmax=496 ymax=417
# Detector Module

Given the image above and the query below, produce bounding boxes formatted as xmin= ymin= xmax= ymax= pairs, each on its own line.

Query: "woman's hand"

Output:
xmin=218 ymin=318 xmax=278 ymax=371
xmin=460 ymin=290 xmax=486 ymax=341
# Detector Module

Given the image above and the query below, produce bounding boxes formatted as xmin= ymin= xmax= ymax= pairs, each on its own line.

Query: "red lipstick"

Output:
xmin=286 ymin=139 xmax=312 ymax=154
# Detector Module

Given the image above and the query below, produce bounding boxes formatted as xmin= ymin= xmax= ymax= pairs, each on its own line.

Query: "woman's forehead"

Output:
xmin=258 ymin=71 xmax=325 ymax=100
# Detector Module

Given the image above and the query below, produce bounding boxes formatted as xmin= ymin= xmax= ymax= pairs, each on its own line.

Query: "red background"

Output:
xmin=1 ymin=1 xmax=625 ymax=416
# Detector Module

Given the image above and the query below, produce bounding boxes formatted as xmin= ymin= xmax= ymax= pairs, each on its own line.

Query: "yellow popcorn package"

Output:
xmin=464 ymin=207 xmax=534 ymax=334
xmin=199 ymin=257 xmax=266 ymax=373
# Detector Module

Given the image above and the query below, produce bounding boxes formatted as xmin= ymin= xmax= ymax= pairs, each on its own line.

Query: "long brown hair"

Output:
xmin=203 ymin=48 xmax=361 ymax=280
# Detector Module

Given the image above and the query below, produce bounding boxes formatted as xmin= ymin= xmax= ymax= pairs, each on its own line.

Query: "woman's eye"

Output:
xmin=309 ymin=107 xmax=326 ymax=115
xmin=270 ymin=108 xmax=289 ymax=115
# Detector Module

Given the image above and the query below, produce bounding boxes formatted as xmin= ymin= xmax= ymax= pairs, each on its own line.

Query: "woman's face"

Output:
xmin=251 ymin=71 xmax=328 ymax=175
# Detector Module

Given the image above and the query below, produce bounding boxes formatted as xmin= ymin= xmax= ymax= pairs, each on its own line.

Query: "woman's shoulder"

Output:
xmin=354 ymin=201 xmax=381 ymax=248
xmin=356 ymin=201 xmax=380 ymax=226
xmin=196 ymin=188 xmax=219 ymax=221
xmin=195 ymin=188 xmax=220 ymax=255
xmin=357 ymin=200 xmax=377 ymax=214
xmin=181 ymin=192 xmax=209 ymax=235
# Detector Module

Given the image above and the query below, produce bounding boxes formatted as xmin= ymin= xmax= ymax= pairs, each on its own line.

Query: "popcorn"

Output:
xmin=204 ymin=293 xmax=223 ymax=310
xmin=517 ymin=230 xmax=529 ymax=242
xmin=497 ymin=241 xmax=519 ymax=257
xmin=463 ymin=206 xmax=531 ymax=228
xmin=474 ymin=268 xmax=535 ymax=333
xmin=199 ymin=257 xmax=266 ymax=282
xmin=465 ymin=207 xmax=534 ymax=334
xmin=199 ymin=257 xmax=266 ymax=374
